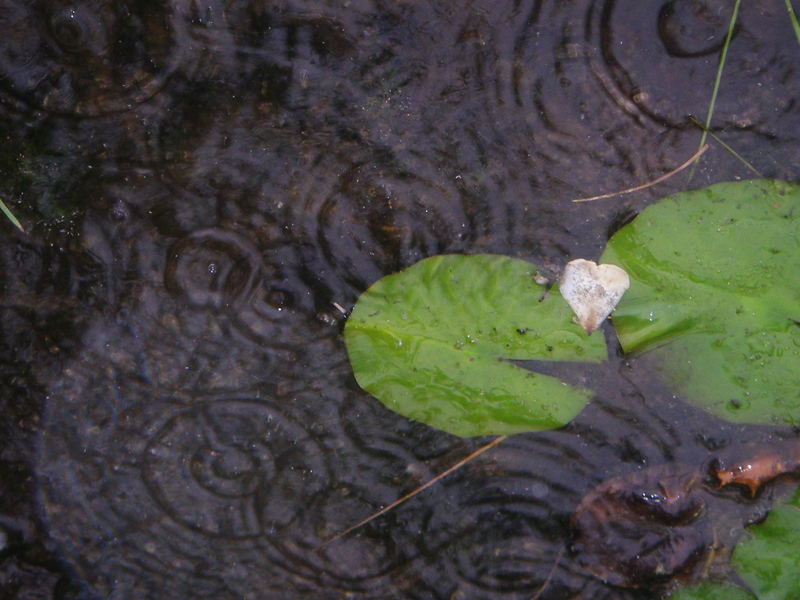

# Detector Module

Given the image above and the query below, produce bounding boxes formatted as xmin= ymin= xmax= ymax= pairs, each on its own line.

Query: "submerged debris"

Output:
xmin=571 ymin=463 xmax=712 ymax=588
xmin=713 ymin=439 xmax=800 ymax=496
xmin=572 ymin=439 xmax=800 ymax=589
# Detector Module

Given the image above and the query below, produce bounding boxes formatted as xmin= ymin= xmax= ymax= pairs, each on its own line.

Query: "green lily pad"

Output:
xmin=668 ymin=581 xmax=756 ymax=600
xmin=601 ymin=180 xmax=800 ymax=425
xmin=344 ymin=254 xmax=607 ymax=437
xmin=732 ymin=487 xmax=800 ymax=599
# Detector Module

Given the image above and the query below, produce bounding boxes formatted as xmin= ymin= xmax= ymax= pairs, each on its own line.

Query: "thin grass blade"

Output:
xmin=695 ymin=0 xmax=742 ymax=160
xmin=786 ymin=0 xmax=800 ymax=45
xmin=688 ymin=117 xmax=762 ymax=177
xmin=0 ymin=198 xmax=24 ymax=232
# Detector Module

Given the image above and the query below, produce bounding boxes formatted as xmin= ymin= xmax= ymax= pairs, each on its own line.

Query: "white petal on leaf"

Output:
xmin=560 ymin=259 xmax=630 ymax=334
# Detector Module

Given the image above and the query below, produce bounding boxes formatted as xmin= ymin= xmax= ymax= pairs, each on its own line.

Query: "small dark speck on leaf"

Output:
xmin=517 ymin=328 xmax=527 ymax=334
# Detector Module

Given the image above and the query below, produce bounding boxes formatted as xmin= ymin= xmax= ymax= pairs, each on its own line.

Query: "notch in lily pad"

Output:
xmin=344 ymin=254 xmax=608 ymax=437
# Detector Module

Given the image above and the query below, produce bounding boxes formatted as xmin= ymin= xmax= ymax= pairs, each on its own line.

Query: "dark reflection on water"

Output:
xmin=1 ymin=1 xmax=799 ymax=598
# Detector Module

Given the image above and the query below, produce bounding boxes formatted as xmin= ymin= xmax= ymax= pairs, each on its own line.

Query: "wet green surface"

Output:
xmin=603 ymin=180 xmax=800 ymax=425
xmin=733 ymin=487 xmax=800 ymax=599
xmin=346 ymin=254 xmax=606 ymax=436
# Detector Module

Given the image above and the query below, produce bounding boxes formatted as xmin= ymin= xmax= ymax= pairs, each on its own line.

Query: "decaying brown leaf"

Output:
xmin=713 ymin=439 xmax=800 ymax=496
xmin=572 ymin=439 xmax=800 ymax=588
xmin=571 ymin=463 xmax=712 ymax=588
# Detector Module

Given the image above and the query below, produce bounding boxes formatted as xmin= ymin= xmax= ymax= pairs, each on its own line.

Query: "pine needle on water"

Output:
xmin=571 ymin=144 xmax=708 ymax=203
xmin=318 ymin=435 xmax=507 ymax=549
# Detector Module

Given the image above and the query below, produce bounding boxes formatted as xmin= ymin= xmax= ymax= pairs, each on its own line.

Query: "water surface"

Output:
xmin=1 ymin=1 xmax=799 ymax=598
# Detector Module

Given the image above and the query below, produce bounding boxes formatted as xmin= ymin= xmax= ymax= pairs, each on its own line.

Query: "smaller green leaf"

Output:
xmin=732 ymin=487 xmax=800 ymax=600
xmin=345 ymin=254 xmax=607 ymax=437
xmin=668 ymin=581 xmax=756 ymax=600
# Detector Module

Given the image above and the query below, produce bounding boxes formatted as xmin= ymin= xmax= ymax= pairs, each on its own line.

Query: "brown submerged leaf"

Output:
xmin=572 ymin=438 xmax=800 ymax=589
xmin=571 ymin=463 xmax=712 ymax=588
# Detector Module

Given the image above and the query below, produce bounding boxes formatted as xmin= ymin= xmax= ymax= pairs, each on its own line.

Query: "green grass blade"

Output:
xmin=0 ymin=198 xmax=24 ymax=232
xmin=689 ymin=116 xmax=763 ymax=177
xmin=696 ymin=0 xmax=742 ymax=159
xmin=786 ymin=0 xmax=800 ymax=45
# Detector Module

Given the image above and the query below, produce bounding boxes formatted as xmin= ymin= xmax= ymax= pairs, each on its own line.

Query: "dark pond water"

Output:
xmin=1 ymin=1 xmax=799 ymax=598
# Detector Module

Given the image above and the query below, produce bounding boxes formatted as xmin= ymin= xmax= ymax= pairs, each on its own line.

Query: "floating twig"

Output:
xmin=318 ymin=435 xmax=507 ymax=549
xmin=531 ymin=544 xmax=564 ymax=600
xmin=571 ymin=144 xmax=708 ymax=203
